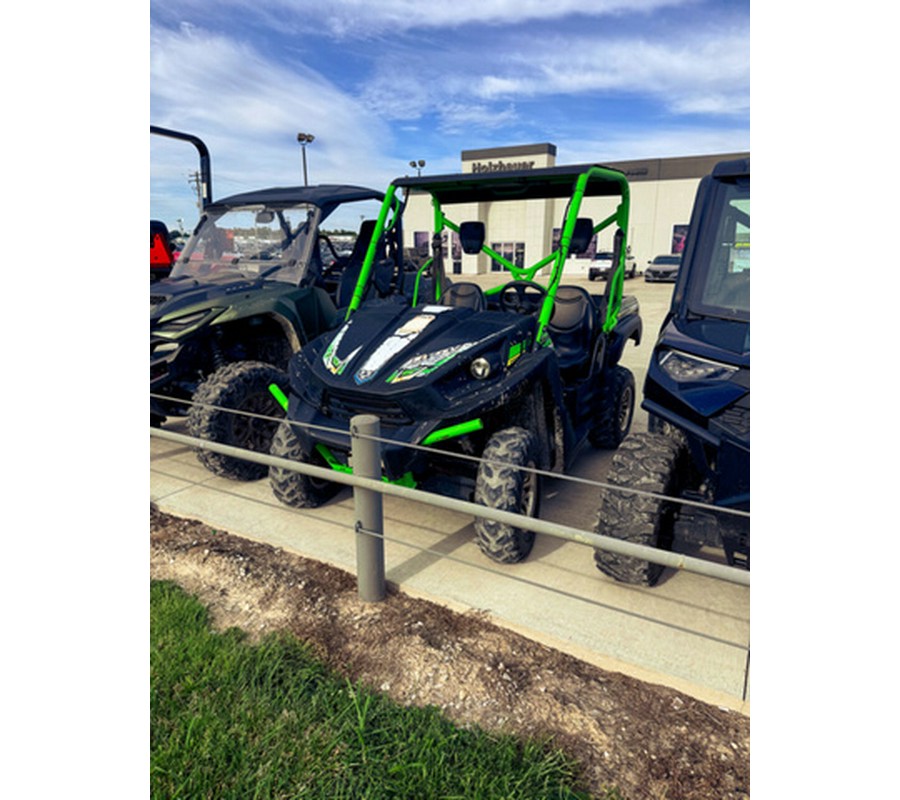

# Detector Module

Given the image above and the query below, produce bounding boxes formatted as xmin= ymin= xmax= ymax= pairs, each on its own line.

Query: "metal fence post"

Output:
xmin=351 ymin=414 xmax=386 ymax=601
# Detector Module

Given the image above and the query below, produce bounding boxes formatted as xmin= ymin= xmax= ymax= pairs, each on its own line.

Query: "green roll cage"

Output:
xmin=346 ymin=164 xmax=631 ymax=343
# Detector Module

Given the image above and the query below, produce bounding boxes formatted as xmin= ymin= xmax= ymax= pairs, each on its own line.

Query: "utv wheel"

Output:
xmin=473 ymin=427 xmax=540 ymax=564
xmin=647 ymin=414 xmax=690 ymax=441
xmin=589 ymin=365 xmax=635 ymax=449
xmin=187 ymin=361 xmax=287 ymax=481
xmin=593 ymin=431 xmax=688 ymax=586
xmin=269 ymin=420 xmax=340 ymax=508
xmin=647 ymin=413 xmax=671 ymax=435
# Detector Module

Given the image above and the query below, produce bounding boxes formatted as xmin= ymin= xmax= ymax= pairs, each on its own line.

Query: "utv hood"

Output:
xmin=313 ymin=301 xmax=534 ymax=393
xmin=150 ymin=273 xmax=281 ymax=323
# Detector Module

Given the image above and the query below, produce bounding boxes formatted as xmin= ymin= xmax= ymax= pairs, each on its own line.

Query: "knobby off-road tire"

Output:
xmin=593 ymin=431 xmax=688 ymax=586
xmin=187 ymin=361 xmax=287 ymax=481
xmin=648 ymin=413 xmax=674 ymax=436
xmin=473 ymin=427 xmax=541 ymax=564
xmin=589 ymin=365 xmax=635 ymax=449
xmin=268 ymin=420 xmax=340 ymax=508
xmin=647 ymin=414 xmax=692 ymax=449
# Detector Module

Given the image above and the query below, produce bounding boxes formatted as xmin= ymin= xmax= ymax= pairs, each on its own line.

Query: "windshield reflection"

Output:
xmin=171 ymin=204 xmax=319 ymax=284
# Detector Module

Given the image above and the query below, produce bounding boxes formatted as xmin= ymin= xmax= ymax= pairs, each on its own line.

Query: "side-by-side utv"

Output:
xmin=268 ymin=164 xmax=643 ymax=564
xmin=150 ymin=184 xmax=386 ymax=480
xmin=594 ymin=158 xmax=750 ymax=585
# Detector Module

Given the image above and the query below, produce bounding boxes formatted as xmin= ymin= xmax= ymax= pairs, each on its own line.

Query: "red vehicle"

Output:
xmin=151 ymin=220 xmax=175 ymax=281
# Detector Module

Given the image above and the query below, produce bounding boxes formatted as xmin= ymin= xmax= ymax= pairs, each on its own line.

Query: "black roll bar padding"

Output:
xmin=605 ymin=227 xmax=624 ymax=299
xmin=430 ymin=231 xmax=446 ymax=302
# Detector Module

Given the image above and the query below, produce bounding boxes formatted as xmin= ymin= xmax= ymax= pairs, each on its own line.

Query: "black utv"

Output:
xmin=594 ymin=158 xmax=750 ymax=585
xmin=150 ymin=183 xmax=386 ymax=480
xmin=268 ymin=163 xmax=642 ymax=565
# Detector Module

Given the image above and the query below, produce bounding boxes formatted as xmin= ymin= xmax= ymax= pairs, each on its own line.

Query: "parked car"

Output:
xmin=644 ymin=254 xmax=681 ymax=282
xmin=644 ymin=253 xmax=681 ymax=282
xmin=588 ymin=250 xmax=637 ymax=280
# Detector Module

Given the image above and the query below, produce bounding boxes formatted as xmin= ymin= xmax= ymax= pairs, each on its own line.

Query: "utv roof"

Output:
xmin=208 ymin=185 xmax=384 ymax=214
xmin=393 ymin=163 xmax=629 ymax=205
xmin=711 ymin=158 xmax=750 ymax=180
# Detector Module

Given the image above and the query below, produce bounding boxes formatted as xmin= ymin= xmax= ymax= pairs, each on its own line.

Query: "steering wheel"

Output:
xmin=500 ymin=280 xmax=548 ymax=315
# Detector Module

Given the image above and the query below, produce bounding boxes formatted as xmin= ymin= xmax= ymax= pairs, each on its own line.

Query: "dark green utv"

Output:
xmin=150 ymin=183 xmax=385 ymax=480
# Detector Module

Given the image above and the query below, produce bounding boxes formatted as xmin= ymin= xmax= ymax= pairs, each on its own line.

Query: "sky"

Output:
xmin=150 ymin=0 xmax=749 ymax=232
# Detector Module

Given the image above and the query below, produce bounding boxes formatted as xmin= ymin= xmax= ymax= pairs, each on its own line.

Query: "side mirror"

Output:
xmin=569 ymin=218 xmax=594 ymax=255
xmin=459 ymin=221 xmax=485 ymax=254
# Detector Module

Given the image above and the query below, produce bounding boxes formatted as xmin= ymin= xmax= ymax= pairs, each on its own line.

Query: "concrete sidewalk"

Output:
xmin=151 ymin=418 xmax=750 ymax=714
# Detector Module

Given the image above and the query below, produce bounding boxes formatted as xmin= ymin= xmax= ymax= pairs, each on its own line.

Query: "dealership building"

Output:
xmin=401 ymin=143 xmax=749 ymax=276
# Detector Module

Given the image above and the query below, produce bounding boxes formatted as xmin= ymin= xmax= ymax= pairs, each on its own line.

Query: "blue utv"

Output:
xmin=594 ymin=158 xmax=750 ymax=585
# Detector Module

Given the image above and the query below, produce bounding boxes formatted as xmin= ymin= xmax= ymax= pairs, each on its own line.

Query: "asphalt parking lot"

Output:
xmin=150 ymin=273 xmax=750 ymax=712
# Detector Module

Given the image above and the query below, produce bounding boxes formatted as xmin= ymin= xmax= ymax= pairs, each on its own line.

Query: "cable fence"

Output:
xmin=151 ymin=393 xmax=750 ymax=700
xmin=151 ymin=393 xmax=749 ymax=583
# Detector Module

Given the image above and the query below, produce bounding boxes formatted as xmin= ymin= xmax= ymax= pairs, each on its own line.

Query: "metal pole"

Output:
xmin=297 ymin=132 xmax=314 ymax=187
xmin=351 ymin=414 xmax=386 ymax=601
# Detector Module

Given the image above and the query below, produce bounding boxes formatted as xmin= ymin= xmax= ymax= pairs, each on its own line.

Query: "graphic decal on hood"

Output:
xmin=354 ymin=311 xmax=448 ymax=385
xmin=322 ymin=321 xmax=361 ymax=376
xmin=386 ymin=341 xmax=478 ymax=384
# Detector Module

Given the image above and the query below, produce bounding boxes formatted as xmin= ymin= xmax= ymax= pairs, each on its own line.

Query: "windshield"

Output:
xmin=170 ymin=204 xmax=320 ymax=284
xmin=655 ymin=255 xmax=681 ymax=265
xmin=689 ymin=178 xmax=750 ymax=320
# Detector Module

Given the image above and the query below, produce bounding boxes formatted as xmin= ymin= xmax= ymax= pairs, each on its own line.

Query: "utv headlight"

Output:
xmin=151 ymin=341 xmax=178 ymax=356
xmin=470 ymin=357 xmax=491 ymax=380
xmin=156 ymin=308 xmax=221 ymax=334
xmin=659 ymin=350 xmax=737 ymax=382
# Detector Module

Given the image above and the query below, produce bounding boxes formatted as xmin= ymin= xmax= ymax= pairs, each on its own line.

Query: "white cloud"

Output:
xmin=560 ymin=125 xmax=750 ymax=164
xmin=319 ymin=0 xmax=686 ymax=34
xmin=150 ymin=23 xmax=405 ymax=227
xmin=151 ymin=25 xmax=397 ymax=190
xmin=437 ymin=103 xmax=519 ymax=135
xmin=474 ymin=30 xmax=750 ymax=116
xmin=153 ymin=0 xmax=693 ymax=36
xmin=347 ymin=9 xmax=748 ymax=132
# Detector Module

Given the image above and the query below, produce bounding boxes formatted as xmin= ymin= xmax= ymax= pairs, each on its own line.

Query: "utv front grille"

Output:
xmin=711 ymin=405 xmax=750 ymax=439
xmin=323 ymin=389 xmax=412 ymax=426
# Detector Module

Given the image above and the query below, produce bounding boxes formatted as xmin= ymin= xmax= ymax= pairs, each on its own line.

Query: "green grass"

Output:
xmin=150 ymin=580 xmax=603 ymax=799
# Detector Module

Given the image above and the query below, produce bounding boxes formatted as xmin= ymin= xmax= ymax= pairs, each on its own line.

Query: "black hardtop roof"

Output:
xmin=712 ymin=157 xmax=750 ymax=180
xmin=209 ymin=184 xmax=384 ymax=211
xmin=393 ymin=163 xmax=628 ymax=205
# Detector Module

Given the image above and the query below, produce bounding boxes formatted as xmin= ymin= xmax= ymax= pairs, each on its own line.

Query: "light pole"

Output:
xmin=409 ymin=159 xmax=425 ymax=177
xmin=297 ymin=132 xmax=315 ymax=186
